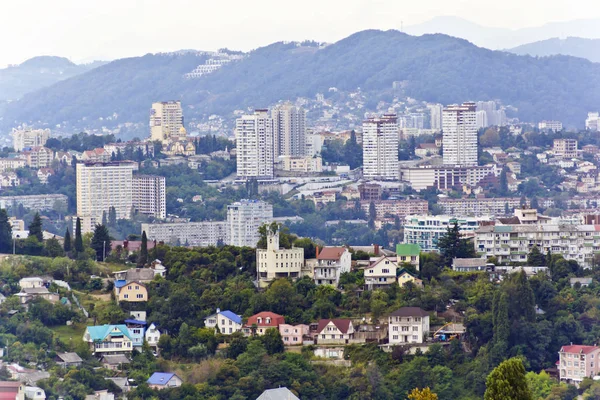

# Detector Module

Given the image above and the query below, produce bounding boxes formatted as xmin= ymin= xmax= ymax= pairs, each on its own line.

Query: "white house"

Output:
xmin=314 ymin=246 xmax=352 ymax=288
xmin=145 ymin=323 xmax=162 ymax=349
xmin=25 ymin=386 xmax=46 ymax=400
xmin=203 ymin=309 xmax=243 ymax=335
xmin=315 ymin=319 xmax=355 ymax=345
xmin=388 ymin=307 xmax=430 ymax=345
xmin=18 ymin=277 xmax=44 ymax=289
xmin=364 ymin=256 xmax=398 ymax=290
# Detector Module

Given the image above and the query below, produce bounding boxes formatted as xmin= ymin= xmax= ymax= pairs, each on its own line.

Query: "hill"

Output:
xmin=405 ymin=16 xmax=600 ymax=50
xmin=508 ymin=37 xmax=600 ymax=63
xmin=1 ymin=30 xmax=600 ymax=132
xmin=0 ymin=56 xmax=106 ymax=101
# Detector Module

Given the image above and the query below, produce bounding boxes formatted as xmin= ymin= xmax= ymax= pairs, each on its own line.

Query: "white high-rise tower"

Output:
xmin=235 ymin=110 xmax=274 ymax=180
xmin=362 ymin=114 xmax=399 ymax=180
xmin=443 ymin=102 xmax=478 ymax=167
xmin=271 ymin=104 xmax=306 ymax=157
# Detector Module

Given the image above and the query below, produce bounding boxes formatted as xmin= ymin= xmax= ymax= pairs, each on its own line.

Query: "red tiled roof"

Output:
xmin=0 ymin=382 xmax=21 ymax=388
xmin=245 ymin=312 xmax=285 ymax=327
xmin=560 ymin=345 xmax=599 ymax=354
xmin=317 ymin=247 xmax=346 ymax=260
xmin=317 ymin=319 xmax=352 ymax=334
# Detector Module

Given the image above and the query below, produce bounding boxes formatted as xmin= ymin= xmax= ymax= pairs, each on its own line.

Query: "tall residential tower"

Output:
xmin=362 ymin=114 xmax=399 ymax=180
xmin=271 ymin=104 xmax=306 ymax=157
xmin=149 ymin=101 xmax=185 ymax=143
xmin=442 ymin=102 xmax=478 ymax=167
xmin=235 ymin=110 xmax=275 ymax=180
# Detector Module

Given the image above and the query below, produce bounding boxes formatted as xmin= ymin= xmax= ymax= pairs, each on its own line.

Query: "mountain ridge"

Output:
xmin=508 ymin=37 xmax=600 ymax=63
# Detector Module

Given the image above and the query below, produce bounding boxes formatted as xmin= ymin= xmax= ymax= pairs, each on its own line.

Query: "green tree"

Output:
xmin=261 ymin=328 xmax=284 ymax=355
xmin=90 ymin=224 xmax=111 ymax=261
xmin=108 ymin=206 xmax=117 ymax=227
xmin=408 ymin=387 xmax=438 ymax=400
xmin=527 ymin=245 xmax=546 ymax=266
xmin=63 ymin=228 xmax=72 ymax=253
xmin=491 ymin=291 xmax=510 ymax=364
xmin=28 ymin=212 xmax=43 ymax=242
xmin=484 ymin=357 xmax=532 ymax=400
xmin=75 ymin=217 xmax=84 ymax=253
xmin=43 ymin=237 xmax=65 ymax=257
xmin=0 ymin=209 xmax=12 ymax=253
xmin=138 ymin=231 xmax=148 ymax=266
xmin=499 ymin=168 xmax=509 ymax=195
xmin=437 ymin=222 xmax=475 ymax=267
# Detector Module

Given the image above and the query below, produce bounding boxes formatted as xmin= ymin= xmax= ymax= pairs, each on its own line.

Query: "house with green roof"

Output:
xmin=83 ymin=324 xmax=133 ymax=355
xmin=396 ymin=244 xmax=421 ymax=269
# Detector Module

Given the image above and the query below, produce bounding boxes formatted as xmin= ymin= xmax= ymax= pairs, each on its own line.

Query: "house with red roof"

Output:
xmin=314 ymin=246 xmax=351 ymax=288
xmin=0 ymin=381 xmax=25 ymax=400
xmin=242 ymin=312 xmax=285 ymax=336
xmin=558 ymin=344 xmax=600 ymax=383
xmin=316 ymin=319 xmax=355 ymax=345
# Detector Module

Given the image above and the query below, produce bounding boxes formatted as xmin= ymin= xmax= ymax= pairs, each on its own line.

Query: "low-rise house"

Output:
xmin=15 ymin=288 xmax=59 ymax=305
xmin=24 ymin=386 xmax=45 ymax=400
xmin=145 ymin=323 xmax=162 ymax=350
xmin=114 ymin=281 xmax=148 ymax=302
xmin=84 ymin=390 xmax=114 ymax=400
xmin=147 ymin=373 xmax=182 ymax=390
xmin=242 ymin=312 xmax=285 ymax=336
xmin=452 ymin=258 xmax=489 ymax=272
xmin=113 ymin=268 xmax=156 ymax=283
xmin=204 ymin=309 xmax=243 ymax=335
xmin=0 ymin=381 xmax=25 ymax=400
xmin=55 ymin=352 xmax=83 ymax=368
xmin=100 ymin=354 xmax=130 ymax=370
xmin=558 ymin=345 xmax=600 ymax=384
xmin=314 ymin=246 xmax=351 ymax=288
xmin=396 ymin=244 xmax=420 ymax=269
xmin=364 ymin=256 xmax=398 ymax=290
xmin=570 ymin=277 xmax=593 ymax=288
xmin=279 ymin=324 xmax=309 ymax=346
xmin=105 ymin=378 xmax=131 ymax=394
xmin=398 ymin=269 xmax=423 ymax=288
xmin=316 ymin=319 xmax=355 ymax=345
xmin=256 ymin=230 xmax=305 ymax=288
xmin=36 ymin=168 xmax=53 ymax=184
xmin=0 ymin=293 xmax=6 ymax=304
xmin=388 ymin=307 xmax=430 ymax=345
xmin=256 ymin=387 xmax=300 ymax=400
xmin=124 ymin=319 xmax=147 ymax=350
xmin=83 ymin=325 xmax=133 ymax=355
xmin=415 ymin=143 xmax=441 ymax=158
xmin=18 ymin=277 xmax=44 ymax=289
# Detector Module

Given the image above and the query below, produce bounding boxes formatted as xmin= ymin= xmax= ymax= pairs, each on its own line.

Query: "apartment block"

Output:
xmin=438 ymin=197 xmax=527 ymax=217
xmin=0 ymin=158 xmax=26 ymax=172
xmin=141 ymin=221 xmax=227 ymax=247
xmin=443 ymin=102 xmax=478 ymax=166
xmin=553 ymin=139 xmax=578 ymax=158
xmin=256 ymin=231 xmax=304 ymax=288
xmin=132 ymin=175 xmax=166 ymax=219
xmin=0 ymin=194 xmax=68 ymax=212
xmin=388 ymin=307 xmax=430 ymax=345
xmin=362 ymin=114 xmax=399 ymax=180
xmin=586 ymin=112 xmax=600 ymax=132
xmin=235 ymin=110 xmax=275 ymax=180
xmin=400 ymin=165 xmax=500 ymax=191
xmin=404 ymin=215 xmax=488 ymax=251
xmin=538 ymin=120 xmax=563 ymax=132
xmin=150 ymin=101 xmax=185 ymax=143
xmin=12 ymin=128 xmax=51 ymax=152
xmin=427 ymin=103 xmax=443 ymax=131
xmin=277 ymin=155 xmax=322 ymax=173
xmin=558 ymin=345 xmax=600 ymax=384
xmin=226 ymin=199 xmax=273 ymax=247
xmin=21 ymin=146 xmax=54 ymax=168
xmin=271 ymin=104 xmax=306 ymax=157
xmin=359 ymin=200 xmax=429 ymax=219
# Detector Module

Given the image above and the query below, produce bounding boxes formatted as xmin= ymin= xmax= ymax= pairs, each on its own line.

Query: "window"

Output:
xmin=402 ymin=327 xmax=409 ymax=332
xmin=124 ymin=294 xmax=129 ymax=299
xmin=393 ymin=335 xmax=398 ymax=340
xmin=412 ymin=326 xmax=419 ymax=331
xmin=322 ymin=334 xmax=325 ymax=339
xmin=136 ymin=294 xmax=143 ymax=299
xmin=229 ymin=328 xmax=232 ymax=333
xmin=392 ymin=326 xmax=398 ymax=331
xmin=221 ymin=319 xmax=225 ymax=325
xmin=415 ymin=317 xmax=421 ymax=322
xmin=135 ymin=286 xmax=139 ymax=290
xmin=382 ymin=269 xmax=389 ymax=273
xmin=412 ymin=335 xmax=419 ymax=340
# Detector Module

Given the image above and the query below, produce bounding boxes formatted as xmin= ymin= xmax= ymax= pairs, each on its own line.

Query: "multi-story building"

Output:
xmin=12 ymin=128 xmax=51 ymax=152
xmin=256 ymin=231 xmax=304 ymax=288
xmin=279 ymin=324 xmax=309 ymax=346
xmin=358 ymin=183 xmax=383 ymax=201
xmin=538 ymin=120 xmax=563 ymax=132
xmin=359 ymin=200 xmax=429 ymax=219
xmin=475 ymin=110 xmax=488 ymax=130
xmin=242 ymin=312 xmax=286 ymax=336
xmin=83 ymin=324 xmax=133 ymax=355
xmin=553 ymin=139 xmax=578 ymax=158
xmin=0 ymin=172 xmax=20 ymax=188
xmin=132 ymin=175 xmax=166 ymax=219
xmin=443 ymin=102 xmax=478 ymax=166
xmin=388 ymin=307 xmax=430 ymax=345
xmin=315 ymin=319 xmax=355 ymax=345
xmin=21 ymin=146 xmax=54 ymax=169
xmin=362 ymin=114 xmax=399 ymax=180
xmin=364 ymin=255 xmax=398 ymax=290
xmin=403 ymin=215 xmax=488 ymax=251
xmin=438 ymin=197 xmax=527 ymax=217
xmin=235 ymin=109 xmax=275 ymax=180
xmin=396 ymin=244 xmax=421 ymax=268
xmin=141 ymin=221 xmax=227 ymax=247
xmin=149 ymin=101 xmax=185 ymax=143
xmin=114 ymin=281 xmax=148 ymax=302
xmin=427 ymin=103 xmax=443 ymax=131
xmin=82 ymin=148 xmax=111 ymax=163
xmin=313 ymin=246 xmax=352 ymax=288
xmin=204 ymin=309 xmax=243 ymax=335
xmin=0 ymin=157 xmax=26 ymax=172
xmin=558 ymin=345 xmax=600 ymax=384
xmin=585 ymin=112 xmax=600 ymax=132
xmin=305 ymin=131 xmax=324 ymax=157
xmin=400 ymin=165 xmax=500 ymax=191
xmin=76 ymin=161 xmax=136 ymax=232
xmin=0 ymin=194 xmax=68 ymax=212
xmin=277 ymin=155 xmax=322 ymax=173
xmin=226 ymin=199 xmax=273 ymax=247
xmin=271 ymin=104 xmax=306 ymax=158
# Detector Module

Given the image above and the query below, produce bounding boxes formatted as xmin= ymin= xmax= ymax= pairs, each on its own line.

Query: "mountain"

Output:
xmin=1 ymin=30 xmax=600 ymax=133
xmin=508 ymin=37 xmax=600 ymax=63
xmin=0 ymin=56 xmax=106 ymax=101
xmin=405 ymin=16 xmax=600 ymax=50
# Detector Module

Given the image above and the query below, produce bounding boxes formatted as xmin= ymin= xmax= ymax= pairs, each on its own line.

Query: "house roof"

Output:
xmin=147 ymin=372 xmax=178 ymax=386
xmin=21 ymin=287 xmax=50 ymax=294
xmin=560 ymin=345 xmax=599 ymax=354
xmin=389 ymin=307 xmax=429 ymax=317
xmin=113 ymin=268 xmax=155 ymax=281
xmin=124 ymin=319 xmax=147 ymax=326
xmin=396 ymin=244 xmax=421 ymax=257
xmin=452 ymin=258 xmax=487 ymax=268
xmin=114 ymin=280 xmax=127 ymax=288
xmin=106 ymin=377 xmax=129 ymax=389
xmin=317 ymin=247 xmax=347 ymax=260
xmin=101 ymin=354 xmax=130 ymax=365
xmin=56 ymin=352 xmax=83 ymax=363
xmin=397 ymin=268 xmax=418 ymax=278
xmin=256 ymin=387 xmax=300 ymax=400
xmin=316 ymin=319 xmax=352 ymax=334
xmin=219 ymin=310 xmax=242 ymax=325
xmin=86 ymin=324 xmax=132 ymax=342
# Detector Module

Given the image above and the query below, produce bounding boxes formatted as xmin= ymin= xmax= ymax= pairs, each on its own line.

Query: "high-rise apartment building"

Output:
xmin=226 ymin=199 xmax=273 ymax=247
xmin=475 ymin=110 xmax=488 ymax=130
xmin=271 ymin=104 xmax=306 ymax=157
xmin=149 ymin=101 xmax=185 ymax=143
xmin=235 ymin=110 xmax=274 ymax=180
xmin=427 ymin=104 xmax=443 ymax=131
xmin=586 ymin=112 xmax=600 ymax=131
xmin=362 ymin=114 xmax=399 ymax=180
xmin=132 ymin=175 xmax=166 ymax=219
xmin=443 ymin=102 xmax=478 ymax=167
xmin=12 ymin=128 xmax=51 ymax=152
xmin=76 ymin=161 xmax=136 ymax=232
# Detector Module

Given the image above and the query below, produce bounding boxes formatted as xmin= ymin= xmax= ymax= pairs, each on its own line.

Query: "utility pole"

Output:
xmin=103 ymin=240 xmax=106 ymax=262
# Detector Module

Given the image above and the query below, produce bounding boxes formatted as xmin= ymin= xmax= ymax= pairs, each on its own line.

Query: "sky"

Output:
xmin=1 ymin=0 xmax=599 ymax=67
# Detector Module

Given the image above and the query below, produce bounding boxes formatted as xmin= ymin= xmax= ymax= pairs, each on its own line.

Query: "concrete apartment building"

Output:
xmin=553 ymin=139 xmax=578 ymax=158
xmin=403 ymin=215 xmax=488 ymax=251
xmin=256 ymin=231 xmax=304 ymax=288
xmin=150 ymin=101 xmax=185 ymax=143
xmin=0 ymin=194 xmax=68 ymax=212
xmin=443 ymin=102 xmax=478 ymax=167
xmin=0 ymin=157 xmax=26 ymax=172
xmin=427 ymin=103 xmax=443 ymax=131
xmin=141 ymin=221 xmax=227 ymax=247
xmin=235 ymin=109 xmax=275 ymax=180
xmin=12 ymin=128 xmax=51 ymax=152
xmin=76 ymin=161 xmax=136 ymax=232
xmin=388 ymin=307 xmax=430 ymax=345
xmin=132 ymin=175 xmax=166 ymax=219
xmin=539 ymin=120 xmax=563 ymax=132
xmin=21 ymin=146 xmax=54 ymax=169
xmin=400 ymin=165 xmax=499 ymax=191
xmin=558 ymin=345 xmax=600 ymax=384
xmin=226 ymin=199 xmax=273 ymax=247
xmin=586 ymin=112 xmax=600 ymax=132
xmin=271 ymin=104 xmax=306 ymax=157
xmin=359 ymin=199 xmax=429 ymax=219
xmin=438 ymin=197 xmax=527 ymax=217
xmin=362 ymin=114 xmax=399 ymax=180
xmin=313 ymin=246 xmax=352 ymax=288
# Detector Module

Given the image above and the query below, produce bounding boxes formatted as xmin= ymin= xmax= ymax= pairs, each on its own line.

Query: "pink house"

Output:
xmin=279 ymin=324 xmax=309 ymax=346
xmin=558 ymin=345 xmax=600 ymax=383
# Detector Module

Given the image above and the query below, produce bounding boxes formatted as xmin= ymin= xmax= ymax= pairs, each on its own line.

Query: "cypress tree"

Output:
xmin=484 ymin=358 xmax=532 ymax=400
xmin=64 ymin=228 xmax=72 ymax=253
xmin=75 ymin=217 xmax=84 ymax=253
xmin=138 ymin=231 xmax=148 ymax=266
xmin=0 ymin=209 xmax=12 ymax=254
xmin=28 ymin=212 xmax=43 ymax=242
xmin=491 ymin=291 xmax=510 ymax=364
xmin=91 ymin=224 xmax=111 ymax=262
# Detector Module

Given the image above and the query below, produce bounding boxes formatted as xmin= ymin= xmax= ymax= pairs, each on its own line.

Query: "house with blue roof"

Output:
xmin=83 ymin=324 xmax=133 ymax=355
xmin=204 ymin=308 xmax=243 ymax=335
xmin=147 ymin=372 xmax=182 ymax=389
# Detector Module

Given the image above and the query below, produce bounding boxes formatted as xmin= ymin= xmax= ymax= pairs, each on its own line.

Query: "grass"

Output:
xmin=51 ymin=322 xmax=87 ymax=348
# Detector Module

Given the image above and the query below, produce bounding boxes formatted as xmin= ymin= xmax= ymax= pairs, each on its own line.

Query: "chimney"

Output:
xmin=216 ymin=308 xmax=220 ymax=314
xmin=316 ymin=246 xmax=320 ymax=258
xmin=374 ymin=244 xmax=380 ymax=256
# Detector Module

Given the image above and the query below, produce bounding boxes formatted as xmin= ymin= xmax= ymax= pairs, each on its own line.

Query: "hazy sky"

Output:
xmin=1 ymin=0 xmax=599 ymax=67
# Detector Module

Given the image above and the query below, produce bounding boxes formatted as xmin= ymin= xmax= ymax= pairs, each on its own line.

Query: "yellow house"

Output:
xmin=398 ymin=269 xmax=423 ymax=289
xmin=115 ymin=281 xmax=148 ymax=302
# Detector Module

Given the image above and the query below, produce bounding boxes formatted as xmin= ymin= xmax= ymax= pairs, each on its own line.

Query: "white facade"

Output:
xmin=76 ymin=162 xmax=136 ymax=231
xmin=539 ymin=120 xmax=563 ymax=131
xmin=388 ymin=308 xmax=430 ymax=345
xmin=272 ymin=104 xmax=306 ymax=157
xmin=362 ymin=114 xmax=399 ymax=180
xmin=203 ymin=309 xmax=243 ymax=335
xmin=364 ymin=256 xmax=398 ymax=290
xmin=0 ymin=157 xmax=26 ymax=172
xmin=403 ymin=215 xmax=488 ymax=251
xmin=400 ymin=165 xmax=499 ymax=191
xmin=475 ymin=110 xmax=488 ymax=130
xmin=141 ymin=221 xmax=227 ymax=247
xmin=145 ymin=323 xmax=162 ymax=348
xmin=278 ymin=155 xmax=322 ymax=173
xmin=427 ymin=104 xmax=443 ymax=131
xmin=314 ymin=247 xmax=352 ymax=288
xmin=586 ymin=112 xmax=600 ymax=131
xmin=12 ymin=128 xmax=51 ymax=152
xmin=305 ymin=132 xmax=324 ymax=156
xmin=132 ymin=175 xmax=166 ymax=219
xmin=256 ymin=231 xmax=304 ymax=287
xmin=226 ymin=200 xmax=273 ymax=247
xmin=150 ymin=101 xmax=184 ymax=143
xmin=443 ymin=102 xmax=478 ymax=167
xmin=235 ymin=110 xmax=275 ymax=179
